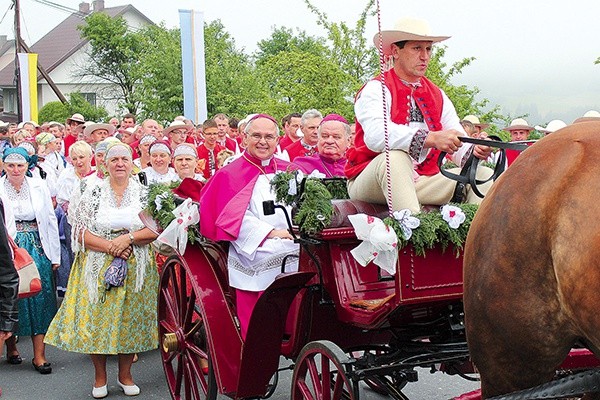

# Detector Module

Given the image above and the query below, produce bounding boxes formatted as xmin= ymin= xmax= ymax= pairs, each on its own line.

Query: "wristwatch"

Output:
xmin=128 ymin=233 xmax=135 ymax=244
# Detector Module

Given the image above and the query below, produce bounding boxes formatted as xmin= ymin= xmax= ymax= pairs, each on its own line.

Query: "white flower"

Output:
xmin=392 ymin=209 xmax=421 ymax=240
xmin=307 ymin=169 xmax=326 ymax=179
xmin=441 ymin=205 xmax=466 ymax=229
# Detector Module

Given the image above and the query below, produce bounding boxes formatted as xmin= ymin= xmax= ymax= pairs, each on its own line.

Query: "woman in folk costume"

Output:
xmin=141 ymin=140 xmax=179 ymax=185
xmin=200 ymin=114 xmax=299 ymax=340
xmin=0 ymin=147 xmax=60 ymax=374
xmin=45 ymin=142 xmax=159 ymax=398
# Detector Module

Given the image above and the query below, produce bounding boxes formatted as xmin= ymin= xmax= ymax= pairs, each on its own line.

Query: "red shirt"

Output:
xmin=196 ymin=143 xmax=226 ymax=179
xmin=63 ymin=134 xmax=78 ymax=156
xmin=285 ymin=140 xmax=317 ymax=162
xmin=279 ymin=134 xmax=296 ymax=150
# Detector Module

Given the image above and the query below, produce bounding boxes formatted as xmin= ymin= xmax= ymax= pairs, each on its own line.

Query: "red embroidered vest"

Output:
xmin=345 ymin=69 xmax=444 ymax=179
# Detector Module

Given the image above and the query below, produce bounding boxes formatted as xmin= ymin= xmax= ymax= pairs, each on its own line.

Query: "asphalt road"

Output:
xmin=0 ymin=336 xmax=480 ymax=400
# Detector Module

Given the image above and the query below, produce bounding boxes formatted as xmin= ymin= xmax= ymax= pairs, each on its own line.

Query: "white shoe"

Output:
xmin=117 ymin=380 xmax=140 ymax=396
xmin=92 ymin=384 xmax=108 ymax=399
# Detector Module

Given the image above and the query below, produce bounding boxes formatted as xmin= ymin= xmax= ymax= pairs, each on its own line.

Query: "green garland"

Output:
xmin=271 ymin=171 xmax=478 ymax=256
xmin=271 ymin=171 xmax=344 ymax=235
xmin=146 ymin=183 xmax=200 ymax=244
xmin=383 ymin=203 xmax=478 ymax=257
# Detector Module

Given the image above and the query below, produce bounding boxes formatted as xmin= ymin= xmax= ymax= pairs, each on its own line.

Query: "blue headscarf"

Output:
xmin=2 ymin=147 xmax=30 ymax=164
xmin=2 ymin=147 xmax=34 ymax=177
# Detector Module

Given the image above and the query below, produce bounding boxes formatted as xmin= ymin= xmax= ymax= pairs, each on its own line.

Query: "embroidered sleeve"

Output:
xmin=408 ymin=129 xmax=430 ymax=162
xmin=460 ymin=145 xmax=474 ymax=168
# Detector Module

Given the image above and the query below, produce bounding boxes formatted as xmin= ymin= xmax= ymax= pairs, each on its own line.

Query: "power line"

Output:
xmin=31 ymin=0 xmax=88 ymax=19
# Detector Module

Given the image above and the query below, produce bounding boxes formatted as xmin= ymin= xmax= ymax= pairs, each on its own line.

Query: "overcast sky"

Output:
xmin=2 ymin=0 xmax=600 ymax=125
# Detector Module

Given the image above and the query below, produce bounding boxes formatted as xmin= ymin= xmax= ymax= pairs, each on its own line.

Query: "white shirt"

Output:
xmin=142 ymin=167 xmax=179 ymax=185
xmin=227 ymin=175 xmax=299 ymax=292
xmin=356 ymin=79 xmax=472 ymax=166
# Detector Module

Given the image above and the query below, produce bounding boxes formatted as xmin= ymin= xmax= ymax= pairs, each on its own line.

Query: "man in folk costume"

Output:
xmin=293 ymin=113 xmax=350 ymax=177
xmin=284 ymin=109 xmax=323 ymax=161
xmin=196 ymin=119 xmax=226 ymax=180
xmin=346 ymin=17 xmax=492 ymax=213
xmin=199 ymin=114 xmax=298 ymax=340
xmin=503 ymin=118 xmax=534 ymax=167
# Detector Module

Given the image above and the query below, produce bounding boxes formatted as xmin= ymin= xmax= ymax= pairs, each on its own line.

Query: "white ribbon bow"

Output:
xmin=157 ymin=198 xmax=200 ymax=254
xmin=348 ymin=214 xmax=398 ymax=275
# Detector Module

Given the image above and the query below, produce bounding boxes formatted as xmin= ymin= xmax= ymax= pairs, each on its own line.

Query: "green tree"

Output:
xmin=203 ymin=20 xmax=267 ymax=118
xmin=135 ymin=23 xmax=183 ymax=122
xmin=77 ymin=13 xmax=145 ymax=114
xmin=257 ymin=50 xmax=354 ymax=119
xmin=38 ymin=92 xmax=108 ymax=123
xmin=304 ymin=0 xmax=378 ymax=84
xmin=254 ymin=26 xmax=327 ymax=66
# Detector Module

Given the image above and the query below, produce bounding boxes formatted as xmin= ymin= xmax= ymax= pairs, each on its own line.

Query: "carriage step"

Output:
xmin=349 ymin=294 xmax=394 ymax=311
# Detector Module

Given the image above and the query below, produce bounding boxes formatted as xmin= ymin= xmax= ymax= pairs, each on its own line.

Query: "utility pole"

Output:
xmin=14 ymin=0 xmax=22 ymax=121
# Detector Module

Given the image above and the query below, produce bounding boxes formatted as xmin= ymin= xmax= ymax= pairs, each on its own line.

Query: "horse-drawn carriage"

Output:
xmin=143 ymin=190 xmax=477 ymax=400
xmin=143 ymin=122 xmax=600 ymax=400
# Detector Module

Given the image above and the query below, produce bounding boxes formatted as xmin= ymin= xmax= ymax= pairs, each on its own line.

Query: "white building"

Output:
xmin=0 ymin=1 xmax=154 ymax=122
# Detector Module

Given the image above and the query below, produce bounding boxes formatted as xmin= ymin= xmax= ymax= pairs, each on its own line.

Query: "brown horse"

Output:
xmin=464 ymin=121 xmax=600 ymax=399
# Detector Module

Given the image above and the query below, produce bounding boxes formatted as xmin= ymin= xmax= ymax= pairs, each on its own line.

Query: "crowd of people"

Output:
xmin=0 ymin=15 xmax=599 ymax=399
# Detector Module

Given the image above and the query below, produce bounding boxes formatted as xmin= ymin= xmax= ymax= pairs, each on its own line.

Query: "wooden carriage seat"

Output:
xmin=328 ymin=199 xmax=389 ymax=228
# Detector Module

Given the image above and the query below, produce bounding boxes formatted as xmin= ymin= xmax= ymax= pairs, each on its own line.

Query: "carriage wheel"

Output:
xmin=158 ymin=255 xmax=217 ymax=400
xmin=292 ymin=340 xmax=358 ymax=400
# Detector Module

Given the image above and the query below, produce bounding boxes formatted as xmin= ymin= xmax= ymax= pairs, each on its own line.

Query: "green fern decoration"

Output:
xmin=146 ymin=182 xmax=200 ymax=244
xmin=384 ymin=203 xmax=478 ymax=256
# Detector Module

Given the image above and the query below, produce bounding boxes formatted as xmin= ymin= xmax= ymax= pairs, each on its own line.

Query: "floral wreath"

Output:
xmin=270 ymin=169 xmax=478 ymax=256
xmin=146 ymin=182 xmax=200 ymax=244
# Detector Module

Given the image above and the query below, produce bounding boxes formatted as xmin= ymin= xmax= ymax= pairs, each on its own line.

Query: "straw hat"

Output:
xmin=66 ymin=113 xmax=85 ymax=124
xmin=163 ymin=120 xmax=194 ymax=136
xmin=83 ymin=122 xmax=116 ymax=138
xmin=534 ymin=119 xmax=567 ymax=134
xmin=503 ymin=118 xmax=534 ymax=132
xmin=373 ymin=17 xmax=450 ymax=55
xmin=462 ymin=115 xmax=490 ymax=130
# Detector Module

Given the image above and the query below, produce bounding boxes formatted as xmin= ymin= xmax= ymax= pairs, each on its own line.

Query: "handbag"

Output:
xmin=7 ymin=235 xmax=42 ymax=299
xmin=104 ymin=257 xmax=128 ymax=290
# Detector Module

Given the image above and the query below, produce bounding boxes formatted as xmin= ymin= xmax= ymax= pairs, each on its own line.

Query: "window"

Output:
xmin=80 ymin=92 xmax=97 ymax=106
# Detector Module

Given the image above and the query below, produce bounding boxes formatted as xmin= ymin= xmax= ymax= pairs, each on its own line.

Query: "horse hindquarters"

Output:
xmin=463 ymin=187 xmax=577 ymax=398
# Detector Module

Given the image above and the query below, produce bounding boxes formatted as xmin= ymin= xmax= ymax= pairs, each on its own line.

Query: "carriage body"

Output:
xmin=146 ymin=195 xmax=477 ymax=400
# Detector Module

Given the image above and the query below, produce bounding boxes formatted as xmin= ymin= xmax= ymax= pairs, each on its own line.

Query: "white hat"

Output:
xmin=462 ymin=115 xmax=490 ymax=129
xmin=373 ymin=17 xmax=450 ymax=56
xmin=534 ymin=119 xmax=567 ymax=133
xmin=503 ymin=118 xmax=534 ymax=132
xmin=163 ymin=120 xmax=194 ymax=136
xmin=83 ymin=122 xmax=116 ymax=138
xmin=66 ymin=113 xmax=85 ymax=124
xmin=0 ymin=120 xmax=7 ymax=128
xmin=573 ymin=110 xmax=600 ymax=124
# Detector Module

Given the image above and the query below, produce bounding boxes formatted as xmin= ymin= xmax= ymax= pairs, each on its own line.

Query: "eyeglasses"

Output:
xmin=248 ymin=133 xmax=278 ymax=143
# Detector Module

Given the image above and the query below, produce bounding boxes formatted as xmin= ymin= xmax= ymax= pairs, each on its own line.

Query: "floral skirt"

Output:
xmin=15 ymin=226 xmax=57 ymax=336
xmin=44 ymin=248 xmax=159 ymax=355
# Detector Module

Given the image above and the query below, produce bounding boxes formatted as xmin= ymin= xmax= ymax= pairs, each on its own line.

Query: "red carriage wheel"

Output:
xmin=292 ymin=340 xmax=358 ymax=400
xmin=158 ymin=255 xmax=217 ymax=400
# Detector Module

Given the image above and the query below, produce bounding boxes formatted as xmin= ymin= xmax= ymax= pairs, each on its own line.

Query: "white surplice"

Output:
xmin=228 ymin=174 xmax=299 ymax=292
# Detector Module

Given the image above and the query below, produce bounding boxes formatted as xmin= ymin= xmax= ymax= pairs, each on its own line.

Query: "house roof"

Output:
xmin=0 ymin=4 xmax=154 ymax=87
xmin=0 ymin=38 xmax=15 ymax=59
